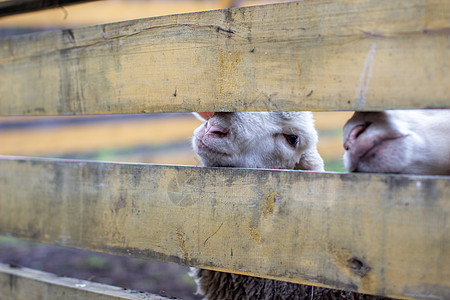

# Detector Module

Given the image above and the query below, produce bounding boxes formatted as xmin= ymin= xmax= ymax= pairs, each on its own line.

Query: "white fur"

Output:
xmin=343 ymin=110 xmax=450 ymax=175
xmin=192 ymin=112 xmax=324 ymax=171
xmin=192 ymin=112 xmax=324 ymax=299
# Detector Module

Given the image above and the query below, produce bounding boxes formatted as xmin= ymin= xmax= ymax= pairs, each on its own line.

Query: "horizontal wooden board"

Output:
xmin=0 ymin=263 xmax=173 ymax=300
xmin=0 ymin=156 xmax=448 ymax=299
xmin=1 ymin=0 xmax=449 ymax=115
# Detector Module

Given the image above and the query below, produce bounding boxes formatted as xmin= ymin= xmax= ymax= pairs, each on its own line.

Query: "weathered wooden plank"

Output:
xmin=1 ymin=0 xmax=449 ymax=115
xmin=0 ymin=0 xmax=97 ymax=17
xmin=0 ymin=263 xmax=173 ymax=300
xmin=0 ymin=156 xmax=448 ymax=299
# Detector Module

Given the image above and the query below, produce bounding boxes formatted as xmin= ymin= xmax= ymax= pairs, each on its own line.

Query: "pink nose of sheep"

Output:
xmin=343 ymin=123 xmax=368 ymax=151
xmin=204 ymin=121 xmax=229 ymax=138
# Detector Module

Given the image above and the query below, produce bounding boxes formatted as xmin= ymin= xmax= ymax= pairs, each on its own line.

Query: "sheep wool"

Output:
xmin=192 ymin=112 xmax=390 ymax=300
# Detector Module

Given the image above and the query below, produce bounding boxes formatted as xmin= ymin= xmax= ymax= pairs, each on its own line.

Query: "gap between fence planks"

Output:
xmin=0 ymin=0 xmax=98 ymax=17
xmin=1 ymin=0 xmax=449 ymax=116
xmin=0 ymin=112 xmax=350 ymax=162
xmin=0 ymin=0 xmax=236 ymax=27
xmin=0 ymin=263 xmax=173 ymax=300
xmin=0 ymin=156 xmax=448 ymax=299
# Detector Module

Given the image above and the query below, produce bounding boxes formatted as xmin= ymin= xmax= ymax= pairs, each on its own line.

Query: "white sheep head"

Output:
xmin=192 ymin=112 xmax=324 ymax=171
xmin=343 ymin=109 xmax=450 ymax=175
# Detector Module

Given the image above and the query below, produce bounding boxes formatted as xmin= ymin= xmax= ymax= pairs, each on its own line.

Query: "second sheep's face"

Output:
xmin=343 ymin=109 xmax=450 ymax=175
xmin=192 ymin=112 xmax=324 ymax=171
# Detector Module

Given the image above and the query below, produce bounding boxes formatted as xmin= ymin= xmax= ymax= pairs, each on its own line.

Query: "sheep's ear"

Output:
xmin=193 ymin=112 xmax=214 ymax=121
xmin=294 ymin=150 xmax=325 ymax=171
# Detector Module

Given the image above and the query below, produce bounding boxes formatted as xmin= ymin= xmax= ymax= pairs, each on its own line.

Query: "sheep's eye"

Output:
xmin=283 ymin=134 xmax=299 ymax=147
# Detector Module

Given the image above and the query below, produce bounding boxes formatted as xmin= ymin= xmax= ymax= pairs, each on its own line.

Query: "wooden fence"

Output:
xmin=1 ymin=0 xmax=449 ymax=299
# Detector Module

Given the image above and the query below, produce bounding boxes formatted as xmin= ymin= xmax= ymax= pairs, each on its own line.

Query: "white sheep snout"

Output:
xmin=343 ymin=120 xmax=409 ymax=173
xmin=193 ymin=113 xmax=235 ymax=162
xmin=343 ymin=110 xmax=450 ymax=175
xmin=192 ymin=111 xmax=324 ymax=170
xmin=204 ymin=121 xmax=229 ymax=138
xmin=195 ymin=120 xmax=230 ymax=151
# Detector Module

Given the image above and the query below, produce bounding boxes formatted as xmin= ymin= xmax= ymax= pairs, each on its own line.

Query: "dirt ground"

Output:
xmin=0 ymin=236 xmax=201 ymax=300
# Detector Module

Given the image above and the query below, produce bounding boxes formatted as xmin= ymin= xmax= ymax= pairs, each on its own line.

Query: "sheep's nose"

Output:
xmin=197 ymin=112 xmax=215 ymax=120
xmin=205 ymin=121 xmax=229 ymax=137
xmin=344 ymin=123 xmax=368 ymax=150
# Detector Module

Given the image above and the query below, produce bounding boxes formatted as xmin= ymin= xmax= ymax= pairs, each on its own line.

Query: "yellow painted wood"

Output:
xmin=1 ymin=0 xmax=449 ymax=115
xmin=0 ymin=263 xmax=172 ymax=300
xmin=0 ymin=156 xmax=448 ymax=299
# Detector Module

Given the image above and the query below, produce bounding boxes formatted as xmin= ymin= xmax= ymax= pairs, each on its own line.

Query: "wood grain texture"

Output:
xmin=0 ymin=263 xmax=172 ymax=300
xmin=0 ymin=156 xmax=448 ymax=299
xmin=1 ymin=0 xmax=449 ymax=115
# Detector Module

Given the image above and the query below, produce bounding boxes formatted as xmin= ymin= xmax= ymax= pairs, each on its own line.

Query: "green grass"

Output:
xmin=0 ymin=235 xmax=28 ymax=245
xmin=324 ymin=159 xmax=346 ymax=172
